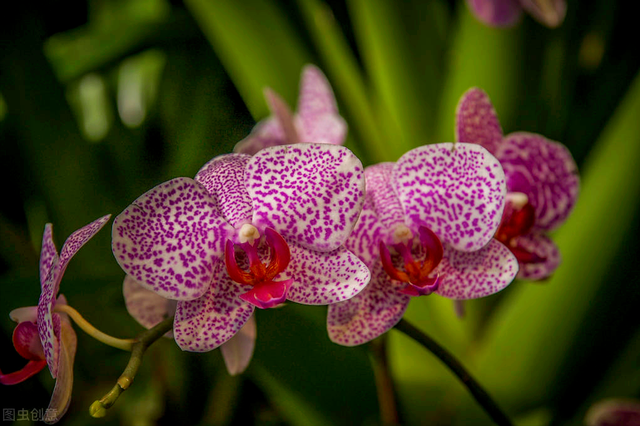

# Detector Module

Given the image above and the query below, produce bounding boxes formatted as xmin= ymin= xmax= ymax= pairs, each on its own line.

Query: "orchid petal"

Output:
xmin=233 ymin=116 xmax=285 ymax=155
xmin=297 ymin=65 xmax=346 ymax=145
xmin=466 ymin=0 xmax=524 ymax=27
xmin=220 ymin=314 xmax=256 ymax=375
xmin=9 ymin=306 xmax=37 ymax=323
xmin=285 ymin=244 xmax=370 ymax=305
xmin=585 ymin=398 xmax=640 ymax=426
xmin=174 ymin=262 xmax=254 ymax=352
xmin=39 ymin=224 xmax=57 ymax=289
xmin=247 ymin=143 xmax=365 ymax=252
xmin=44 ymin=319 xmax=76 ymax=424
xmin=0 ymin=360 xmax=47 ymax=385
xmin=434 ymin=240 xmax=518 ymax=299
xmin=13 ymin=321 xmax=45 ymax=361
xmin=455 ymin=87 xmax=505 ymax=155
xmin=518 ymin=0 xmax=566 ymax=28
xmin=195 ymin=154 xmax=253 ymax=229
xmin=38 ymin=217 xmax=109 ymax=378
xmin=497 ymin=132 xmax=579 ymax=231
xmin=343 ymin=164 xmax=404 ymax=268
xmin=393 ymin=143 xmax=506 ymax=252
xmin=113 ymin=177 xmax=231 ymax=301
xmin=327 ymin=263 xmax=410 ymax=346
xmin=123 ymin=275 xmax=177 ymax=338
xmin=513 ymin=232 xmax=561 ymax=280
xmin=265 ymin=88 xmax=300 ymax=145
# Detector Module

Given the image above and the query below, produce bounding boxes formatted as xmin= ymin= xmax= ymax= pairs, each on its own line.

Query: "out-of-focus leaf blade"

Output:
xmin=183 ymin=0 xmax=311 ymax=119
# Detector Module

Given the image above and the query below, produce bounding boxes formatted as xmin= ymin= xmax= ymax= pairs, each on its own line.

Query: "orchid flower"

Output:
xmin=585 ymin=399 xmax=640 ymax=426
xmin=456 ymin=87 xmax=579 ymax=280
xmin=466 ymin=0 xmax=566 ymax=28
xmin=234 ymin=64 xmax=347 ymax=155
xmin=1 ymin=215 xmax=111 ymax=424
xmin=123 ymin=275 xmax=256 ymax=375
xmin=327 ymin=143 xmax=519 ymax=346
xmin=112 ymin=143 xmax=370 ymax=352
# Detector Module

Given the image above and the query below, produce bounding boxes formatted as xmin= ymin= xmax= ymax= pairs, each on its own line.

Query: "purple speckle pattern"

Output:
xmin=434 ymin=240 xmax=518 ymax=299
xmin=246 ymin=144 xmax=365 ymax=252
xmin=38 ymin=215 xmax=110 ymax=378
xmin=123 ymin=275 xmax=177 ymax=338
xmin=465 ymin=0 xmax=523 ymax=27
xmin=297 ymin=64 xmax=347 ymax=145
xmin=497 ymin=132 xmax=579 ymax=231
xmin=195 ymin=154 xmax=254 ymax=228
xmin=112 ymin=177 xmax=232 ymax=301
xmin=513 ymin=232 xmax=560 ymax=280
xmin=455 ymin=87 xmax=504 ymax=156
xmin=233 ymin=65 xmax=346 ymax=155
xmin=393 ymin=143 xmax=506 ymax=252
xmin=285 ymin=244 xmax=370 ymax=305
xmin=173 ymin=262 xmax=255 ymax=352
xmin=327 ymin=262 xmax=411 ymax=346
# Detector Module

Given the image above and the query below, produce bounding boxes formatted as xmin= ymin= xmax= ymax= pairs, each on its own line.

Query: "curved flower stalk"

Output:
xmin=456 ymin=87 xmax=579 ymax=280
xmin=123 ymin=276 xmax=256 ymax=375
xmin=327 ymin=143 xmax=519 ymax=346
xmin=234 ymin=64 xmax=347 ymax=154
xmin=1 ymin=215 xmax=111 ymax=424
xmin=113 ymin=143 xmax=370 ymax=353
xmin=466 ymin=0 xmax=567 ymax=28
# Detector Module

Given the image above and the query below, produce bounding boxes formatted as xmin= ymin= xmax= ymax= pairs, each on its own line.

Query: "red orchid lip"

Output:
xmin=380 ymin=226 xmax=444 ymax=296
xmin=225 ymin=227 xmax=293 ymax=309
xmin=0 ymin=321 xmax=47 ymax=386
xmin=496 ymin=199 xmax=547 ymax=264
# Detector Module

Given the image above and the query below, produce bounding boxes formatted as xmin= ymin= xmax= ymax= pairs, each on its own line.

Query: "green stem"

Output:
xmin=368 ymin=335 xmax=400 ymax=425
xmin=394 ymin=319 xmax=513 ymax=426
xmin=90 ymin=316 xmax=175 ymax=418
xmin=54 ymin=304 xmax=135 ymax=351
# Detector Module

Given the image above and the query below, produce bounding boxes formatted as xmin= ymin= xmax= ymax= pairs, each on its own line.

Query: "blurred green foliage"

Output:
xmin=1 ymin=0 xmax=639 ymax=425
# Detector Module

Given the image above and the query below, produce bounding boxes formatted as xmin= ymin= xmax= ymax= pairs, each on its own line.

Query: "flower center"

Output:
xmin=379 ymin=225 xmax=444 ymax=296
xmin=225 ymin=227 xmax=293 ymax=309
xmin=495 ymin=193 xmax=545 ymax=264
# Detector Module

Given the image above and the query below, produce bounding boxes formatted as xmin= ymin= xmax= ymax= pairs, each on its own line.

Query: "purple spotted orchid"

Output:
xmin=327 ymin=143 xmax=519 ymax=346
xmin=466 ymin=0 xmax=566 ymax=28
xmin=456 ymin=87 xmax=579 ymax=280
xmin=112 ymin=143 xmax=369 ymax=352
xmin=234 ymin=64 xmax=347 ymax=155
xmin=123 ymin=276 xmax=256 ymax=375
xmin=1 ymin=215 xmax=111 ymax=424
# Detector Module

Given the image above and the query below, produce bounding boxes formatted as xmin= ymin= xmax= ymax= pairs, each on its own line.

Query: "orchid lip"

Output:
xmin=496 ymin=197 xmax=547 ymax=264
xmin=225 ymin=227 xmax=292 ymax=308
xmin=380 ymin=225 xmax=444 ymax=297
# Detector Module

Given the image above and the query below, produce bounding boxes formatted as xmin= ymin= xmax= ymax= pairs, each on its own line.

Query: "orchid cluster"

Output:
xmin=1 ymin=65 xmax=579 ymax=423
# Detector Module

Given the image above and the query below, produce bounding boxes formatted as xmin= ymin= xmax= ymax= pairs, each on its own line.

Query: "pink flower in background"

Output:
xmin=327 ymin=143 xmax=518 ymax=346
xmin=456 ymin=87 xmax=579 ymax=280
xmin=234 ymin=65 xmax=347 ymax=154
xmin=466 ymin=0 xmax=566 ymax=28
xmin=1 ymin=216 xmax=111 ymax=423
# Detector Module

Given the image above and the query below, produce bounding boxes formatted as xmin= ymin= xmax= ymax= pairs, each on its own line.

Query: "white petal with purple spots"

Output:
xmin=113 ymin=178 xmax=232 ymax=301
xmin=123 ymin=275 xmax=177 ymax=338
xmin=174 ymin=262 xmax=255 ymax=352
xmin=393 ymin=143 xmax=506 ymax=252
xmin=284 ymin=244 xmax=370 ymax=305
xmin=497 ymin=132 xmax=579 ymax=231
xmin=195 ymin=154 xmax=254 ymax=229
xmin=327 ymin=263 xmax=411 ymax=346
xmin=435 ymin=240 xmax=518 ymax=299
xmin=38 ymin=217 xmax=110 ymax=378
xmin=247 ymin=144 xmax=365 ymax=252
xmin=455 ymin=87 xmax=505 ymax=155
